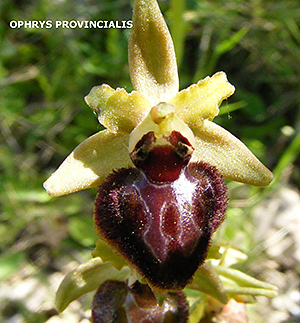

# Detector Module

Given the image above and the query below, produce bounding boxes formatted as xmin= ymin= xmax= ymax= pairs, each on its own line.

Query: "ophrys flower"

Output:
xmin=44 ymin=0 xmax=272 ymax=293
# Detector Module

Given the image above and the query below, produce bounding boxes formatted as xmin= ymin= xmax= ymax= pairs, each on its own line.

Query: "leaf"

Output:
xmin=55 ymin=258 xmax=130 ymax=312
xmin=213 ymin=265 xmax=278 ymax=298
xmin=215 ymin=28 xmax=248 ymax=57
xmin=43 ymin=130 xmax=133 ymax=197
xmin=185 ymin=289 xmax=206 ymax=323
xmin=187 ymin=262 xmax=228 ymax=304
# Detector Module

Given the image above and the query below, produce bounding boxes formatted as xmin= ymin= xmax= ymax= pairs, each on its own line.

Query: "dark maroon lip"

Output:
xmin=94 ymin=161 xmax=228 ymax=291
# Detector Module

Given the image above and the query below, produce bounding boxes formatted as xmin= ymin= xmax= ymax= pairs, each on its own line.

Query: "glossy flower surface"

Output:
xmin=43 ymin=0 xmax=272 ymax=198
xmin=94 ymin=160 xmax=228 ymax=291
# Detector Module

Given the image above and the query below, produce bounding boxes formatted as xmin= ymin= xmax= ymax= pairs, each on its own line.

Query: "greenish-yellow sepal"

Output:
xmin=43 ymin=130 xmax=133 ymax=197
xmin=191 ymin=120 xmax=273 ymax=187
xmin=129 ymin=0 xmax=179 ymax=105
xmin=55 ymin=258 xmax=130 ymax=312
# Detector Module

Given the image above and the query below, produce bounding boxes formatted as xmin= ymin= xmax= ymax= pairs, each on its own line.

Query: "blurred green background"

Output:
xmin=1 ymin=0 xmax=300 ymax=322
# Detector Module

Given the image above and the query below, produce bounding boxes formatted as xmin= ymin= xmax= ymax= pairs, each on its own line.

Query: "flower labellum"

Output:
xmin=94 ymin=106 xmax=228 ymax=291
xmin=92 ymin=280 xmax=189 ymax=323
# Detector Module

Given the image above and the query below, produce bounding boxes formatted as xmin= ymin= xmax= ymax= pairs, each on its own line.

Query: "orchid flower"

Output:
xmin=43 ymin=0 xmax=275 ymax=320
xmin=43 ymin=0 xmax=272 ymax=198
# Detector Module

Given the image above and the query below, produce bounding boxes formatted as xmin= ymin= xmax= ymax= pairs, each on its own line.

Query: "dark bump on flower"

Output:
xmin=168 ymin=130 xmax=194 ymax=159
xmin=91 ymin=280 xmax=127 ymax=323
xmin=92 ymin=280 xmax=189 ymax=323
xmin=94 ymin=161 xmax=228 ymax=291
xmin=130 ymin=131 xmax=193 ymax=183
xmin=128 ymin=280 xmax=158 ymax=308
xmin=131 ymin=131 xmax=154 ymax=162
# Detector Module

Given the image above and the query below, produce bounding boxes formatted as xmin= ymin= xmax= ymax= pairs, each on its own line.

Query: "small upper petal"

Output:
xmin=191 ymin=120 xmax=273 ymax=187
xmin=169 ymin=72 xmax=235 ymax=127
xmin=85 ymin=86 xmax=151 ymax=133
xmin=84 ymin=84 xmax=116 ymax=114
xmin=43 ymin=130 xmax=133 ymax=197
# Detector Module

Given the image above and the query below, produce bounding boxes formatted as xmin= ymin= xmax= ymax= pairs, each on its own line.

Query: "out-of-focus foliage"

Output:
xmin=0 ymin=0 xmax=300 ymax=322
